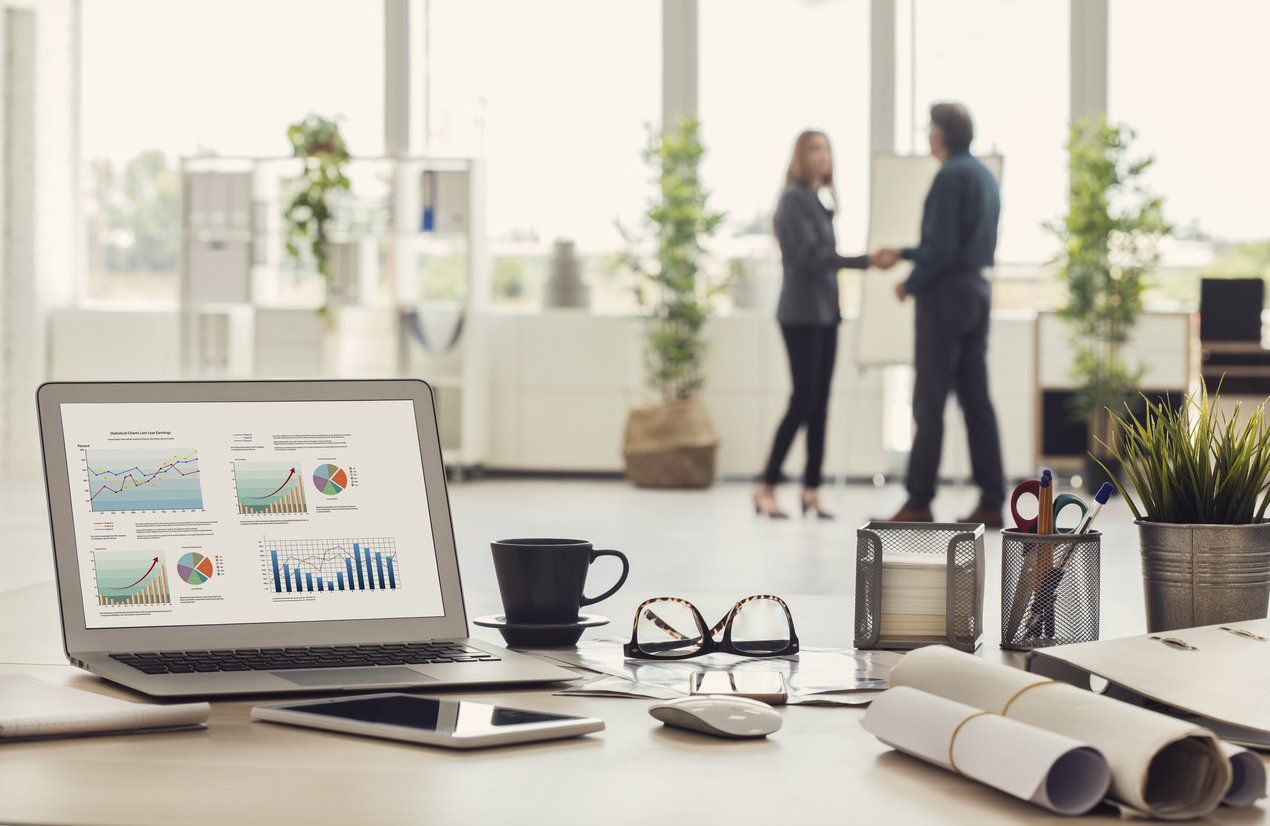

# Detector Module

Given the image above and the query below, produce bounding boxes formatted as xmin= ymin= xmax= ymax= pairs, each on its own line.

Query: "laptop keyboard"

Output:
xmin=110 ymin=642 xmax=501 ymax=675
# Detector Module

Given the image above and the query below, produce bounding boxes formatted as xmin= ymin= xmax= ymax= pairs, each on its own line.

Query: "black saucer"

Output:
xmin=473 ymin=613 xmax=609 ymax=648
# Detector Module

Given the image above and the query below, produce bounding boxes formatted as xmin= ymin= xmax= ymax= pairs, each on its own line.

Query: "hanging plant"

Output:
xmin=283 ymin=115 xmax=351 ymax=306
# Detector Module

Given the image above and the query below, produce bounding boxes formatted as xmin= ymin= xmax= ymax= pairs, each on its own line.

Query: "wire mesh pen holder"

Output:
xmin=1001 ymin=529 xmax=1101 ymax=651
xmin=854 ymin=522 xmax=985 ymax=653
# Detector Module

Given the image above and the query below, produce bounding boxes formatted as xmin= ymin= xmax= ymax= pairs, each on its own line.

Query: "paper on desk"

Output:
xmin=556 ymin=675 xmax=682 ymax=700
xmin=1219 ymin=741 xmax=1267 ymax=808
xmin=532 ymin=638 xmax=899 ymax=705
xmin=0 ymin=674 xmax=210 ymax=740
xmin=862 ymin=686 xmax=1111 ymax=815
xmin=889 ymin=646 xmax=1232 ymax=820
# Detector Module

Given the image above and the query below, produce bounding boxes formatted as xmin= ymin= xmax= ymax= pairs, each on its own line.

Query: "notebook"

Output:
xmin=0 ymin=674 xmax=209 ymax=740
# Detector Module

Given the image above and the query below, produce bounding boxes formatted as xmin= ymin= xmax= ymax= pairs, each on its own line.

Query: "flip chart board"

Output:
xmin=856 ymin=154 xmax=1003 ymax=366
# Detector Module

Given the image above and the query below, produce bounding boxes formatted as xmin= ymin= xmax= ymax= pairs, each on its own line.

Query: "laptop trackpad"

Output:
xmin=273 ymin=667 xmax=437 ymax=687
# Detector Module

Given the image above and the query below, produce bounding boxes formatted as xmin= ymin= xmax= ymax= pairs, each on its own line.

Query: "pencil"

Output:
xmin=1036 ymin=470 xmax=1053 ymax=587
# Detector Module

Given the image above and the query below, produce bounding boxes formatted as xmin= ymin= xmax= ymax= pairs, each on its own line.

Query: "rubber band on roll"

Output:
xmin=947 ymin=710 xmax=994 ymax=774
xmin=1002 ymin=679 xmax=1056 ymax=716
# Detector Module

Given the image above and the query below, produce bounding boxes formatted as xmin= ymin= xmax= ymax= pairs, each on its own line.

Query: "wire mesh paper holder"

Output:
xmin=854 ymin=521 xmax=985 ymax=653
xmin=1000 ymin=529 xmax=1101 ymax=651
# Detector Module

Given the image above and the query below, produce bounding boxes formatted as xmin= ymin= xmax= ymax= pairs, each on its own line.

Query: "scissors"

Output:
xmin=1009 ymin=481 xmax=1088 ymax=533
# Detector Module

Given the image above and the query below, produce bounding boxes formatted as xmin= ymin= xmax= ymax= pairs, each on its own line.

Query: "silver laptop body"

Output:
xmin=37 ymin=380 xmax=575 ymax=697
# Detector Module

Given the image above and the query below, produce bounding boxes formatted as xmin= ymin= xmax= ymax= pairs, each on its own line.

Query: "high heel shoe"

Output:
xmin=801 ymin=491 xmax=835 ymax=520
xmin=753 ymin=491 xmax=789 ymax=520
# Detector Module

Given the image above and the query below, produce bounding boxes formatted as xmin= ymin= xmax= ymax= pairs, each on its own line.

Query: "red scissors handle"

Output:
xmin=1010 ymin=479 xmax=1041 ymax=532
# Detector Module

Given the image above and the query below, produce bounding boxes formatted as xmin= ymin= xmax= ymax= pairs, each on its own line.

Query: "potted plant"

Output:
xmin=1048 ymin=116 xmax=1169 ymax=492
xmin=1099 ymin=388 xmax=1270 ymax=632
xmin=283 ymin=115 xmax=352 ymax=309
xmin=616 ymin=116 xmax=726 ymax=488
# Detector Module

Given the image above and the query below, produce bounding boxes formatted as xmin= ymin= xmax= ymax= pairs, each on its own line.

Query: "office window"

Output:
xmin=1110 ymin=0 xmax=1270 ymax=304
xmin=423 ymin=1 xmax=659 ymax=309
xmin=80 ymin=0 xmax=383 ymax=303
xmin=900 ymin=0 xmax=1069 ymax=267
xmin=699 ymin=0 xmax=871 ymax=255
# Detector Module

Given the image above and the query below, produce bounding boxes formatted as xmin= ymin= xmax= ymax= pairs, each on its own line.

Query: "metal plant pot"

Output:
xmin=1137 ymin=521 xmax=1270 ymax=632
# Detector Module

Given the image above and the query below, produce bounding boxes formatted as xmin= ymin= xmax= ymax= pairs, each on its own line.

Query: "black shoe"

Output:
xmin=801 ymin=493 xmax=835 ymax=520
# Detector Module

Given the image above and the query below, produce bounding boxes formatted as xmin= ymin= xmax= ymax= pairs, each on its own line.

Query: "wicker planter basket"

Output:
xmin=622 ymin=399 xmax=718 ymax=489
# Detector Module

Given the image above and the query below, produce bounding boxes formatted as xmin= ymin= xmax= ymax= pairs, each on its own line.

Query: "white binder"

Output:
xmin=1027 ymin=618 xmax=1270 ymax=750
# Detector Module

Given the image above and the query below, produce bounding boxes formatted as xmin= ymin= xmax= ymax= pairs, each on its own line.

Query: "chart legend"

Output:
xmin=234 ymin=461 xmax=308 ymax=515
xmin=86 ymin=449 xmax=203 ymax=513
xmin=263 ymin=537 xmax=400 ymax=595
xmin=93 ymin=551 xmax=172 ymax=606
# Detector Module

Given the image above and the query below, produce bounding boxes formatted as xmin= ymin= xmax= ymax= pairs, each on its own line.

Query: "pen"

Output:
xmin=1023 ymin=482 xmax=1113 ymax=639
xmin=1071 ymin=483 xmax=1113 ymax=537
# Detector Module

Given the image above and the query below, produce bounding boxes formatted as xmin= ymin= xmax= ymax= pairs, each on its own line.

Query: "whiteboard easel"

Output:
xmin=836 ymin=153 xmax=1004 ymax=485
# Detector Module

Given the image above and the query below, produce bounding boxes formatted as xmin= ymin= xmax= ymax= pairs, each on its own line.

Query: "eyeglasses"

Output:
xmin=623 ymin=595 xmax=799 ymax=660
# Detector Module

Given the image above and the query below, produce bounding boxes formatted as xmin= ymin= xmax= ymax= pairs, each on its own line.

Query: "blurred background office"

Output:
xmin=3 ymin=0 xmax=1269 ymax=594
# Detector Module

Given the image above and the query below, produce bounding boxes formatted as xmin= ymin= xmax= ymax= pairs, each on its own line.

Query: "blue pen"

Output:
xmin=1071 ymin=483 xmax=1113 ymax=537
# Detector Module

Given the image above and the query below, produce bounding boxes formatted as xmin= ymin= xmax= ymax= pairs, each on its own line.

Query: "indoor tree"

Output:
xmin=1047 ymin=116 xmax=1170 ymax=486
xmin=619 ymin=115 xmax=726 ymax=401
xmin=615 ymin=116 xmax=727 ymax=488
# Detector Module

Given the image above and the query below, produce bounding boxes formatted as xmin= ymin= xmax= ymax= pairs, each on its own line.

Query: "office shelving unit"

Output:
xmin=178 ymin=155 xmax=489 ymax=472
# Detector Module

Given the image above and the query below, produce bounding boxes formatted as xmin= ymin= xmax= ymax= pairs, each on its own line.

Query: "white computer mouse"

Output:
xmin=647 ymin=696 xmax=782 ymax=739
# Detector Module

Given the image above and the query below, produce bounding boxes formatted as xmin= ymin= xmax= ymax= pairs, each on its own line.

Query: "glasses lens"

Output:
xmin=730 ymin=598 xmax=793 ymax=655
xmin=635 ymin=600 xmax=705 ymax=658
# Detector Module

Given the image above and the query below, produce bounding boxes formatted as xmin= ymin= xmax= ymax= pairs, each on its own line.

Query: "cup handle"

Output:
xmin=580 ymin=549 xmax=629 ymax=607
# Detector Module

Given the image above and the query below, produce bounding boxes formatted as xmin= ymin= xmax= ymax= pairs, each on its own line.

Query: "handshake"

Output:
xmin=868 ymin=248 xmax=903 ymax=270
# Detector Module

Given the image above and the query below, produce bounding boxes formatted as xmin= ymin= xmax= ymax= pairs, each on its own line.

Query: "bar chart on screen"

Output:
xmin=85 ymin=448 xmax=204 ymax=513
xmin=262 ymin=537 xmax=400 ymax=595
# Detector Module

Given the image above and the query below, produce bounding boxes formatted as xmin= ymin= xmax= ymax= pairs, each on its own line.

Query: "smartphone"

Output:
xmin=252 ymin=693 xmax=604 ymax=749
xmin=689 ymin=671 xmax=788 ymax=705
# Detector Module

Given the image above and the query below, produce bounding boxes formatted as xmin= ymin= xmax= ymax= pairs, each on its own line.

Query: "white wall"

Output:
xmin=1 ymin=0 xmax=78 ymax=467
xmin=478 ymin=311 xmax=1039 ymax=480
xmin=45 ymin=306 xmax=1192 ymax=482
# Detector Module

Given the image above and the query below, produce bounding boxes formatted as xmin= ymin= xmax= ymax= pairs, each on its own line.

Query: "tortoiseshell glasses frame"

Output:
xmin=622 ymin=594 xmax=799 ymax=660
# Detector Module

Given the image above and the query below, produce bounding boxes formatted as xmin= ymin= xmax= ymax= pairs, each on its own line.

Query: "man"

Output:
xmin=877 ymin=102 xmax=1006 ymax=526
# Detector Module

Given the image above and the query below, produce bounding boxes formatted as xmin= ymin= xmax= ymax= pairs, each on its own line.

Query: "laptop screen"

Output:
xmin=58 ymin=399 xmax=444 ymax=629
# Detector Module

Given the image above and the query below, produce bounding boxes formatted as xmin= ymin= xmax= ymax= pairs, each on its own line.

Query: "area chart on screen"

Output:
xmin=86 ymin=449 xmax=204 ymax=513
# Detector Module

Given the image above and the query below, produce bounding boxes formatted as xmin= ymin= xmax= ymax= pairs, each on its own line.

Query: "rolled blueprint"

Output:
xmin=889 ymin=646 xmax=1230 ymax=820
xmin=862 ymin=686 xmax=1111 ymax=815
xmin=1220 ymin=742 xmax=1267 ymax=808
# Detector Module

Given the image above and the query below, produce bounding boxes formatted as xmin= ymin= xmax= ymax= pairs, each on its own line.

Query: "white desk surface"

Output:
xmin=0 ymin=581 xmax=1262 ymax=825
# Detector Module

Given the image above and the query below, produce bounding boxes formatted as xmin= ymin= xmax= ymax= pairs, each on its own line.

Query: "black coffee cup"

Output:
xmin=491 ymin=538 xmax=630 ymax=624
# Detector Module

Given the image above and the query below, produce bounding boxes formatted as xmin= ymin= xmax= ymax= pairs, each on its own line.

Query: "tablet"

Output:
xmin=252 ymin=693 xmax=604 ymax=749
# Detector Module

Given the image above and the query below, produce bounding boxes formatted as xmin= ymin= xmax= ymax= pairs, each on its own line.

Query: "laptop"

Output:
xmin=37 ymin=380 xmax=577 ymax=697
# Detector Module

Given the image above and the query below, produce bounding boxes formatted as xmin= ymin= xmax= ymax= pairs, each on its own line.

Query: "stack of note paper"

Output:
xmin=879 ymin=554 xmax=947 ymax=639
xmin=0 ymin=674 xmax=209 ymax=740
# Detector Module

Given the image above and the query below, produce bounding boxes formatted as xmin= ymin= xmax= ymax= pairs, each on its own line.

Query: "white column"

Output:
xmin=0 ymin=10 xmax=7 ymax=453
xmin=5 ymin=9 xmax=38 ymax=463
xmin=1070 ymin=0 xmax=1109 ymax=122
xmin=384 ymin=0 xmax=410 ymax=156
xmin=869 ymin=0 xmax=897 ymax=155
xmin=661 ymin=0 xmax=698 ymax=126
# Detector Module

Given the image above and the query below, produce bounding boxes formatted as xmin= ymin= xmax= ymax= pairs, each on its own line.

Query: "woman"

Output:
xmin=755 ymin=130 xmax=877 ymax=519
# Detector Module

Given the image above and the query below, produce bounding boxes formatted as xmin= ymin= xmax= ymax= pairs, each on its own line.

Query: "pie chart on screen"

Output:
xmin=313 ymin=463 xmax=349 ymax=496
xmin=176 ymin=552 xmax=215 ymax=585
